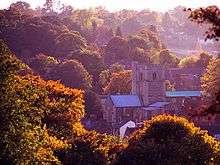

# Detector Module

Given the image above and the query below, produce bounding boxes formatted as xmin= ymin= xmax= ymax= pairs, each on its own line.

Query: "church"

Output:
xmin=102 ymin=61 xmax=201 ymax=135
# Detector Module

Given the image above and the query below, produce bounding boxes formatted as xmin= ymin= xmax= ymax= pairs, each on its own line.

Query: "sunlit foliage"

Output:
xmin=115 ymin=115 xmax=220 ymax=165
xmin=201 ymin=58 xmax=220 ymax=98
xmin=104 ymin=70 xmax=132 ymax=94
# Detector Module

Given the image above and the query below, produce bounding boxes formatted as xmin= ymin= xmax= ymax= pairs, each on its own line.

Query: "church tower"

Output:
xmin=132 ymin=61 xmax=166 ymax=106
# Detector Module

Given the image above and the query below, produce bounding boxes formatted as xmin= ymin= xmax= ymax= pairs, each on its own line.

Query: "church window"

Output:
xmin=140 ymin=72 xmax=143 ymax=81
xmin=153 ymin=72 xmax=157 ymax=80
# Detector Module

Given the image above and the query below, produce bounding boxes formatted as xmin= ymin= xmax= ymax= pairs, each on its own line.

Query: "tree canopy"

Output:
xmin=115 ymin=115 xmax=220 ymax=165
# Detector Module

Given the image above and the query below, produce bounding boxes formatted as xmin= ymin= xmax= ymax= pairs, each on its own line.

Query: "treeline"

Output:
xmin=0 ymin=1 xmax=220 ymax=164
xmin=0 ymin=1 xmax=214 ymax=94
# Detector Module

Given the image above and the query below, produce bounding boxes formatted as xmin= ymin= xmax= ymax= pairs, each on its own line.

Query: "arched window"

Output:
xmin=140 ymin=72 xmax=143 ymax=81
xmin=153 ymin=72 xmax=157 ymax=80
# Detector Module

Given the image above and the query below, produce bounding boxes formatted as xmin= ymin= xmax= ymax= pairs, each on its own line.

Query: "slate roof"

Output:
xmin=166 ymin=91 xmax=201 ymax=97
xmin=143 ymin=101 xmax=170 ymax=111
xmin=148 ymin=101 xmax=170 ymax=108
xmin=143 ymin=106 xmax=159 ymax=111
xmin=110 ymin=95 xmax=142 ymax=108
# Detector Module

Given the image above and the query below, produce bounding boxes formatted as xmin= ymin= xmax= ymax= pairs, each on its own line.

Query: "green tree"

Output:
xmin=67 ymin=49 xmax=105 ymax=91
xmin=29 ymin=53 xmax=59 ymax=77
xmin=84 ymin=90 xmax=103 ymax=120
xmin=56 ymin=131 xmax=124 ymax=165
xmin=46 ymin=59 xmax=92 ymax=89
xmin=115 ymin=115 xmax=220 ymax=165
xmin=0 ymin=40 xmax=22 ymax=81
xmin=196 ymin=52 xmax=213 ymax=68
xmin=104 ymin=36 xmax=129 ymax=64
xmin=55 ymin=31 xmax=87 ymax=58
xmin=151 ymin=49 xmax=180 ymax=68
xmin=129 ymin=47 xmax=150 ymax=64
xmin=127 ymin=35 xmax=150 ymax=51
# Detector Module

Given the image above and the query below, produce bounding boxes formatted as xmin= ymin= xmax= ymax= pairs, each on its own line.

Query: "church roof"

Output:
xmin=166 ymin=91 xmax=201 ymax=97
xmin=143 ymin=101 xmax=170 ymax=111
xmin=148 ymin=101 xmax=170 ymax=108
xmin=110 ymin=95 xmax=142 ymax=108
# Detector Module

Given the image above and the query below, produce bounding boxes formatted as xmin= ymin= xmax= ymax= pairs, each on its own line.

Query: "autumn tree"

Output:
xmin=46 ymin=59 xmax=92 ymax=89
xmin=0 ymin=42 xmax=74 ymax=164
xmin=201 ymin=59 xmax=220 ymax=98
xmin=115 ymin=115 xmax=220 ymax=165
xmin=0 ymin=75 xmax=69 ymax=164
xmin=99 ymin=63 xmax=125 ymax=89
xmin=189 ymin=5 xmax=220 ymax=116
xmin=104 ymin=70 xmax=132 ymax=94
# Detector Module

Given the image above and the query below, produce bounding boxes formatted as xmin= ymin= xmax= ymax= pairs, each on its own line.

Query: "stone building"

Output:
xmin=103 ymin=61 xmax=202 ymax=135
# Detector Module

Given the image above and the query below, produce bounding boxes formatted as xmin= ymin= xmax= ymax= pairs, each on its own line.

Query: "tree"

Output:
xmin=55 ymin=32 xmax=87 ymax=58
xmin=121 ymin=17 xmax=142 ymax=36
xmin=115 ymin=26 xmax=122 ymax=37
xmin=9 ymin=1 xmax=31 ymax=15
xmin=115 ymin=115 xmax=220 ymax=165
xmin=127 ymin=35 xmax=150 ymax=51
xmin=0 ymin=75 xmax=68 ymax=164
xmin=28 ymin=53 xmax=59 ymax=77
xmin=84 ymin=90 xmax=103 ymax=120
xmin=151 ymin=49 xmax=180 ymax=68
xmin=189 ymin=6 xmax=220 ymax=40
xmin=196 ymin=52 xmax=213 ymax=68
xmin=0 ymin=43 xmax=85 ymax=163
xmin=104 ymin=36 xmax=129 ymax=64
xmin=67 ymin=49 xmax=105 ymax=91
xmin=201 ymin=59 xmax=220 ymax=98
xmin=189 ymin=6 xmax=220 ymax=116
xmin=129 ymin=47 xmax=150 ymax=64
xmin=178 ymin=56 xmax=198 ymax=68
xmin=138 ymin=28 xmax=162 ymax=49
xmin=56 ymin=131 xmax=124 ymax=165
xmin=0 ymin=40 xmax=22 ymax=81
xmin=46 ymin=59 xmax=92 ymax=89
xmin=99 ymin=63 xmax=125 ymax=89
xmin=104 ymin=70 xmax=132 ymax=94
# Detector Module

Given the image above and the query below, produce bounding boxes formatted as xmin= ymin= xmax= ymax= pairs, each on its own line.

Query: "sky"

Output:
xmin=0 ymin=0 xmax=219 ymax=12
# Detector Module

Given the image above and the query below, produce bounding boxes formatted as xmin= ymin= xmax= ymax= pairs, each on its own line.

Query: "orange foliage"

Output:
xmin=104 ymin=70 xmax=132 ymax=94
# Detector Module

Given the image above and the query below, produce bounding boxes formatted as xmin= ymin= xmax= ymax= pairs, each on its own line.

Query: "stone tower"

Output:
xmin=132 ymin=61 xmax=166 ymax=106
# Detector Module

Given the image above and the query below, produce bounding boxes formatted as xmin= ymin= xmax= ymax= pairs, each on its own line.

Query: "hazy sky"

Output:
xmin=0 ymin=0 xmax=219 ymax=11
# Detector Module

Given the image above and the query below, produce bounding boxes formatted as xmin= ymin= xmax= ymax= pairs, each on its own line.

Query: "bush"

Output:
xmin=115 ymin=115 xmax=220 ymax=165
